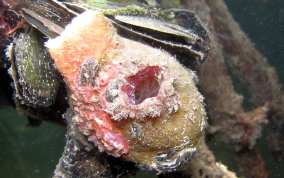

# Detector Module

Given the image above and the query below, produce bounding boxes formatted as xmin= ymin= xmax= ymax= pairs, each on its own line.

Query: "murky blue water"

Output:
xmin=216 ymin=1 xmax=284 ymax=177
xmin=0 ymin=107 xmax=66 ymax=178
xmin=0 ymin=0 xmax=283 ymax=177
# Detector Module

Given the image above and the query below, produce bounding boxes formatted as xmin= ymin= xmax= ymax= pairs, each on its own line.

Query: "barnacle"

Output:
xmin=46 ymin=10 xmax=207 ymax=173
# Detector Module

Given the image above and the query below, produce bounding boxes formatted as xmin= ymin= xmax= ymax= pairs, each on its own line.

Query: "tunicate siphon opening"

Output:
xmin=134 ymin=76 xmax=160 ymax=104
xmin=121 ymin=66 xmax=163 ymax=105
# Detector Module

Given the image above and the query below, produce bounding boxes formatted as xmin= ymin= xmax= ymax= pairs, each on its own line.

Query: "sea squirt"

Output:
xmin=46 ymin=10 xmax=207 ymax=173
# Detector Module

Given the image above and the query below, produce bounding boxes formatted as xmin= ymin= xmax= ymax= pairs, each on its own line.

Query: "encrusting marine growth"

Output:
xmin=46 ymin=10 xmax=207 ymax=173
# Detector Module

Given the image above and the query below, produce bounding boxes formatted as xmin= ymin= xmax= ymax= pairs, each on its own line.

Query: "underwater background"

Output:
xmin=0 ymin=0 xmax=283 ymax=177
